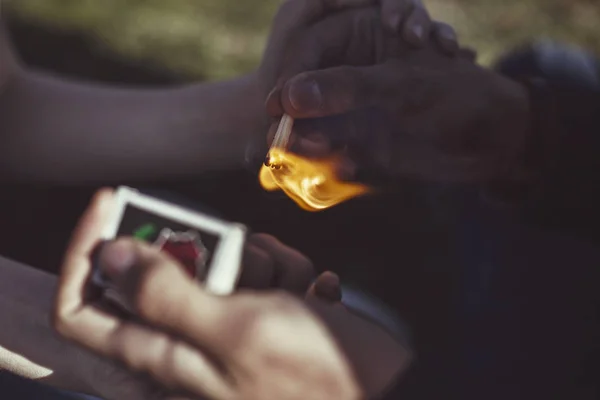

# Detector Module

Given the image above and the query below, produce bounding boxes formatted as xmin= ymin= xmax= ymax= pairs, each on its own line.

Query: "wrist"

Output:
xmin=235 ymin=72 xmax=271 ymax=169
xmin=212 ymin=72 xmax=270 ymax=170
xmin=175 ymin=73 xmax=268 ymax=174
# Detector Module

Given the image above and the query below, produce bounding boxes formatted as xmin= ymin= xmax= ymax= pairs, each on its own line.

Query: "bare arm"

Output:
xmin=0 ymin=21 xmax=265 ymax=184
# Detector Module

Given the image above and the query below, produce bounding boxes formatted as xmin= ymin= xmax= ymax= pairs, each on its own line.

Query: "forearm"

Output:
xmin=0 ymin=68 xmax=265 ymax=184
xmin=0 ymin=19 xmax=18 ymax=93
xmin=0 ymin=256 xmax=99 ymax=394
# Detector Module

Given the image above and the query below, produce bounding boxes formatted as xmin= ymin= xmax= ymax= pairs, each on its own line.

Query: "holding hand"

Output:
xmin=271 ymin=51 xmax=531 ymax=184
xmin=260 ymin=0 xmax=531 ymax=185
xmin=53 ymin=190 xmax=408 ymax=399
xmin=251 ymin=0 xmax=459 ymax=164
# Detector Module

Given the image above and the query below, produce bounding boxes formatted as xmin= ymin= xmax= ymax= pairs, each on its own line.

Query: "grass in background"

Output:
xmin=5 ymin=0 xmax=600 ymax=80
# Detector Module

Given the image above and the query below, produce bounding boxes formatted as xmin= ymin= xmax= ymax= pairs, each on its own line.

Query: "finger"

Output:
xmin=262 ymin=0 xmax=334 ymax=82
xmin=247 ymin=234 xmax=315 ymax=295
xmin=458 ymin=47 xmax=477 ymax=62
xmin=105 ymin=322 xmax=232 ymax=399
xmin=265 ymin=87 xmax=284 ymax=117
xmin=432 ymin=22 xmax=459 ymax=55
xmin=54 ymin=189 xmax=115 ymax=327
xmin=294 ymin=133 xmax=332 ymax=158
xmin=381 ymin=0 xmax=413 ymax=33
xmin=266 ymin=120 xmax=278 ymax=146
xmin=306 ymin=271 xmax=343 ymax=303
xmin=238 ymin=244 xmax=275 ymax=290
xmin=281 ymin=63 xmax=397 ymax=118
xmin=402 ymin=4 xmax=432 ymax=48
xmin=96 ymin=239 xmax=231 ymax=352
xmin=272 ymin=7 xmax=358 ymax=96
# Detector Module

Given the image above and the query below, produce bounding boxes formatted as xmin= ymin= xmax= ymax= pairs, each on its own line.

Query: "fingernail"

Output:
xmin=288 ymin=79 xmax=322 ymax=112
xmin=99 ymin=240 xmax=136 ymax=280
xmin=438 ymin=28 xmax=458 ymax=53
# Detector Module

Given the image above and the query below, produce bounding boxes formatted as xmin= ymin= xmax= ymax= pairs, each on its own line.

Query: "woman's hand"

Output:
xmin=52 ymin=189 xmax=408 ymax=399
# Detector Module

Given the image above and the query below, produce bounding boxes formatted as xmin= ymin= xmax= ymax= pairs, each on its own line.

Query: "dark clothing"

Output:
xmin=0 ymin=372 xmax=81 ymax=400
xmin=454 ymin=42 xmax=600 ymax=399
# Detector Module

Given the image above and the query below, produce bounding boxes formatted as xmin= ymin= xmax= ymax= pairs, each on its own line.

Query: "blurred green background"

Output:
xmin=5 ymin=0 xmax=600 ymax=80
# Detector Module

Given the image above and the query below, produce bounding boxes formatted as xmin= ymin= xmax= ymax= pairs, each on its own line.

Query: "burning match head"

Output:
xmin=258 ymin=148 xmax=369 ymax=211
xmin=260 ymin=113 xmax=369 ymax=211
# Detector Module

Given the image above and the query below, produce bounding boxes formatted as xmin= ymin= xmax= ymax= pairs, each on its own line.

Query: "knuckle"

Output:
xmin=249 ymin=233 xmax=277 ymax=243
xmin=258 ymin=256 xmax=276 ymax=277
xmin=435 ymin=22 xmax=457 ymax=38
xmin=120 ymin=333 xmax=173 ymax=383
xmin=238 ymin=293 xmax=299 ymax=341
xmin=52 ymin=313 xmax=73 ymax=339
xmin=51 ymin=306 xmax=79 ymax=341
xmin=275 ymin=0 xmax=322 ymax=24
xmin=132 ymin=266 xmax=161 ymax=315
xmin=132 ymin=263 xmax=180 ymax=321
xmin=265 ymin=290 xmax=301 ymax=313
xmin=146 ymin=340 xmax=179 ymax=387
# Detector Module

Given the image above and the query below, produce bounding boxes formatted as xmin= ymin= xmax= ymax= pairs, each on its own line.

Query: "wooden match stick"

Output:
xmin=270 ymin=114 xmax=294 ymax=151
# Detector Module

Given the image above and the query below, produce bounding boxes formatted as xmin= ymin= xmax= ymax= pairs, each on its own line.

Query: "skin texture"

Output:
xmin=0 ymin=0 xmax=456 ymax=185
xmin=52 ymin=189 xmax=409 ymax=400
xmin=0 ymin=226 xmax=346 ymax=400
xmin=265 ymin=7 xmax=530 ymax=185
xmin=1 ymin=0 xmax=444 ymax=397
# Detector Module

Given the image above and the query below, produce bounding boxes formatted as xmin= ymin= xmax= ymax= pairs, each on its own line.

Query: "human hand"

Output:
xmin=53 ymin=189 xmax=408 ymax=399
xmin=249 ymin=0 xmax=458 ymax=164
xmin=268 ymin=40 xmax=531 ymax=184
xmin=239 ymin=233 xmax=315 ymax=295
xmin=260 ymin=0 xmax=458 ymax=93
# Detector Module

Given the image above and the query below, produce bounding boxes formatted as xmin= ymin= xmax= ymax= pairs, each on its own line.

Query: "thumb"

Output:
xmin=97 ymin=239 xmax=225 ymax=342
xmin=281 ymin=64 xmax=396 ymax=119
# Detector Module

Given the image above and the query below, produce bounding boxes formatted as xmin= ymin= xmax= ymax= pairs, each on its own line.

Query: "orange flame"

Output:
xmin=259 ymin=148 xmax=369 ymax=212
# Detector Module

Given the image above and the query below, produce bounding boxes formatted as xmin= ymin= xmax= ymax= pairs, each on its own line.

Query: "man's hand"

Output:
xmin=248 ymin=0 xmax=458 ymax=165
xmin=52 ymin=189 xmax=409 ymax=399
xmin=260 ymin=1 xmax=531 ymax=185
xmin=267 ymin=26 xmax=530 ymax=184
